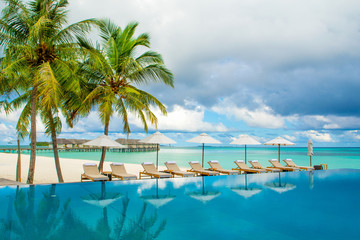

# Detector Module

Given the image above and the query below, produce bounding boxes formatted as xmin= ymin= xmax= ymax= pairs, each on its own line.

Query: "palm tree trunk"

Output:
xmin=51 ymin=133 xmax=64 ymax=182
xmin=16 ymin=139 xmax=21 ymax=182
xmin=98 ymin=123 xmax=109 ymax=173
xmin=49 ymin=116 xmax=64 ymax=182
xmin=27 ymin=87 xmax=37 ymax=184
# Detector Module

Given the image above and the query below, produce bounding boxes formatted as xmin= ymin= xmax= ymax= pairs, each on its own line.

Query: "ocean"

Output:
xmin=17 ymin=146 xmax=360 ymax=170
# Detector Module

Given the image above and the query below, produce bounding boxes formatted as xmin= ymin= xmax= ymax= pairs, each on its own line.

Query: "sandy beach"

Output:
xmin=0 ymin=152 xmax=168 ymax=184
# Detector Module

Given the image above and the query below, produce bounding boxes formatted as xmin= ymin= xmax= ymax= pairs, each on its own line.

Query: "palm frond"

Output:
xmin=97 ymin=18 xmax=121 ymax=43
xmin=36 ymin=61 xmax=62 ymax=112
xmin=55 ymin=18 xmax=97 ymax=44
xmin=129 ymin=64 xmax=174 ymax=87
xmin=16 ymin=101 xmax=31 ymax=139
xmin=116 ymin=99 xmax=131 ymax=133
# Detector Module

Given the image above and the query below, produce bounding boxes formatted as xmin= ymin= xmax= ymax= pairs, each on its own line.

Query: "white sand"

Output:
xmin=0 ymin=152 xmax=168 ymax=184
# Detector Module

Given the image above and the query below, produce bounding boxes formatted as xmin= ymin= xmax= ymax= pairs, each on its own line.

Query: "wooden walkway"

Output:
xmin=0 ymin=147 xmax=156 ymax=154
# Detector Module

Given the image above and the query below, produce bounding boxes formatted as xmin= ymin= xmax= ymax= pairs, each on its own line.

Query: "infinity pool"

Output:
xmin=0 ymin=169 xmax=359 ymax=240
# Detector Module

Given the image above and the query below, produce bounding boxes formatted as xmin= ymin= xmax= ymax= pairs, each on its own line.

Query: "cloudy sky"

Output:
xmin=2 ymin=0 xmax=360 ymax=146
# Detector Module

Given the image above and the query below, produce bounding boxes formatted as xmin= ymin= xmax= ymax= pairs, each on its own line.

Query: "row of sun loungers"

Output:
xmin=81 ymin=159 xmax=314 ymax=182
xmin=140 ymin=162 xmax=173 ymax=179
xmin=81 ymin=163 xmax=138 ymax=182
xmin=164 ymin=161 xmax=196 ymax=177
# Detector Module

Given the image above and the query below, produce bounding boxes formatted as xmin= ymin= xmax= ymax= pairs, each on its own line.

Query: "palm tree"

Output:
xmin=75 ymin=20 xmax=174 ymax=172
xmin=113 ymin=196 xmax=166 ymax=240
xmin=0 ymin=0 xmax=95 ymax=183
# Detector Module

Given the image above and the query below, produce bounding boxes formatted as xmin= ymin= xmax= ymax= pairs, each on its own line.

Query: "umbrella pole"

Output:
xmin=278 ymin=145 xmax=280 ymax=162
xmin=310 ymin=156 xmax=312 ymax=167
xmin=156 ymin=144 xmax=159 ymax=170
xmin=202 ymin=176 xmax=205 ymax=194
xmin=156 ymin=179 xmax=159 ymax=198
xmin=244 ymin=145 xmax=247 ymax=164
xmin=202 ymin=143 xmax=205 ymax=167
xmin=278 ymin=172 xmax=281 ymax=186
xmin=101 ymin=181 xmax=106 ymax=200
xmin=245 ymin=173 xmax=247 ymax=190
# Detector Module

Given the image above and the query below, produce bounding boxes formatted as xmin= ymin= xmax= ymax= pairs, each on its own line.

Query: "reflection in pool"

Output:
xmin=0 ymin=169 xmax=359 ymax=240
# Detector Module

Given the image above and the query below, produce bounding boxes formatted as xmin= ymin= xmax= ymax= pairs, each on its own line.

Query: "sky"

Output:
xmin=1 ymin=0 xmax=360 ymax=147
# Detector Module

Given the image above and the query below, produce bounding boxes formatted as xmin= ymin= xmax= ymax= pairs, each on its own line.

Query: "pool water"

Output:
xmin=0 ymin=169 xmax=359 ymax=240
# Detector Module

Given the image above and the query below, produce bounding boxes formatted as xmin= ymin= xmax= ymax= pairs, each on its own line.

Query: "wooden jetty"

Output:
xmin=0 ymin=138 xmax=158 ymax=153
xmin=0 ymin=146 xmax=156 ymax=154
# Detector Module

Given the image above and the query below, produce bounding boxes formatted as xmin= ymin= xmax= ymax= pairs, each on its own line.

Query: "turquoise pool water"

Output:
xmin=0 ymin=169 xmax=359 ymax=239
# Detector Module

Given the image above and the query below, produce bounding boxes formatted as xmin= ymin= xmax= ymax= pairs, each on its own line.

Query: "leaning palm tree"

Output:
xmin=74 ymin=20 xmax=174 ymax=172
xmin=0 ymin=0 xmax=95 ymax=183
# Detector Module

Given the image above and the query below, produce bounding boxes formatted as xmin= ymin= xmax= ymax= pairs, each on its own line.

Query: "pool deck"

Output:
xmin=0 ymin=178 xmax=25 ymax=186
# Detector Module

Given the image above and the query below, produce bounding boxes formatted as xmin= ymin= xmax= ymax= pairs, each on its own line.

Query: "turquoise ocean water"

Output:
xmin=19 ymin=146 xmax=360 ymax=170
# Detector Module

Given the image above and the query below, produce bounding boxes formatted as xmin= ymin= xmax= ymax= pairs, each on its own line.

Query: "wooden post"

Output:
xmin=245 ymin=145 xmax=247 ymax=164
xmin=202 ymin=143 xmax=205 ymax=167
xmin=278 ymin=145 xmax=280 ymax=162
xmin=156 ymin=144 xmax=159 ymax=170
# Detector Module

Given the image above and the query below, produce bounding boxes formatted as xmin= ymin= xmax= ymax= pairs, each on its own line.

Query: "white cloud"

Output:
xmin=69 ymin=0 xmax=360 ymax=67
xmin=61 ymin=111 xmax=103 ymax=133
xmin=282 ymin=135 xmax=296 ymax=142
xmin=298 ymin=115 xmax=360 ymax=130
xmin=323 ymin=123 xmax=341 ymax=129
xmin=296 ymin=130 xmax=335 ymax=142
xmin=128 ymin=102 xmax=228 ymax=132
xmin=0 ymin=123 xmax=16 ymax=143
xmin=212 ymin=98 xmax=286 ymax=129
xmin=340 ymin=130 xmax=360 ymax=141
xmin=58 ymin=100 xmax=228 ymax=135
xmin=0 ymin=108 xmax=23 ymax=123
xmin=2 ymin=0 xmax=360 ymax=145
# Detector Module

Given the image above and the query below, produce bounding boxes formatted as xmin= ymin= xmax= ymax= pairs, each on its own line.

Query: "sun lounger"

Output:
xmin=164 ymin=161 xmax=195 ymax=177
xmin=208 ymin=160 xmax=239 ymax=175
xmin=110 ymin=163 xmax=137 ymax=180
xmin=188 ymin=161 xmax=220 ymax=176
xmin=140 ymin=162 xmax=173 ymax=179
xmin=283 ymin=159 xmax=314 ymax=171
xmin=81 ymin=163 xmax=109 ymax=182
xmin=249 ymin=160 xmax=281 ymax=172
xmin=268 ymin=159 xmax=300 ymax=171
xmin=232 ymin=160 xmax=266 ymax=174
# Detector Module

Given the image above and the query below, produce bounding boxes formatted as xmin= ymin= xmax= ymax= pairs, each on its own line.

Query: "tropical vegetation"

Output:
xmin=0 ymin=0 xmax=173 ymax=182
xmin=0 ymin=0 xmax=96 ymax=183
xmin=72 ymin=19 xmax=174 ymax=172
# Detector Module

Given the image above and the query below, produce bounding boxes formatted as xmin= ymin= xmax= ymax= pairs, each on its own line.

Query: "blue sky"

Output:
xmin=1 ymin=0 xmax=360 ymax=147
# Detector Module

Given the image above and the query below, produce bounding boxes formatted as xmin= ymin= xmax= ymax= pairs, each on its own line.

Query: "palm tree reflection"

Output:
xmin=0 ymin=183 xmax=167 ymax=240
xmin=0 ymin=185 xmax=70 ymax=240
xmin=113 ymin=195 xmax=166 ymax=240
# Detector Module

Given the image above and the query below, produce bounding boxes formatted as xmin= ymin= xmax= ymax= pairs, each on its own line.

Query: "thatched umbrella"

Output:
xmin=230 ymin=135 xmax=261 ymax=164
xmin=187 ymin=133 xmax=221 ymax=167
xmin=139 ymin=131 xmax=176 ymax=170
xmin=264 ymin=136 xmax=295 ymax=161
